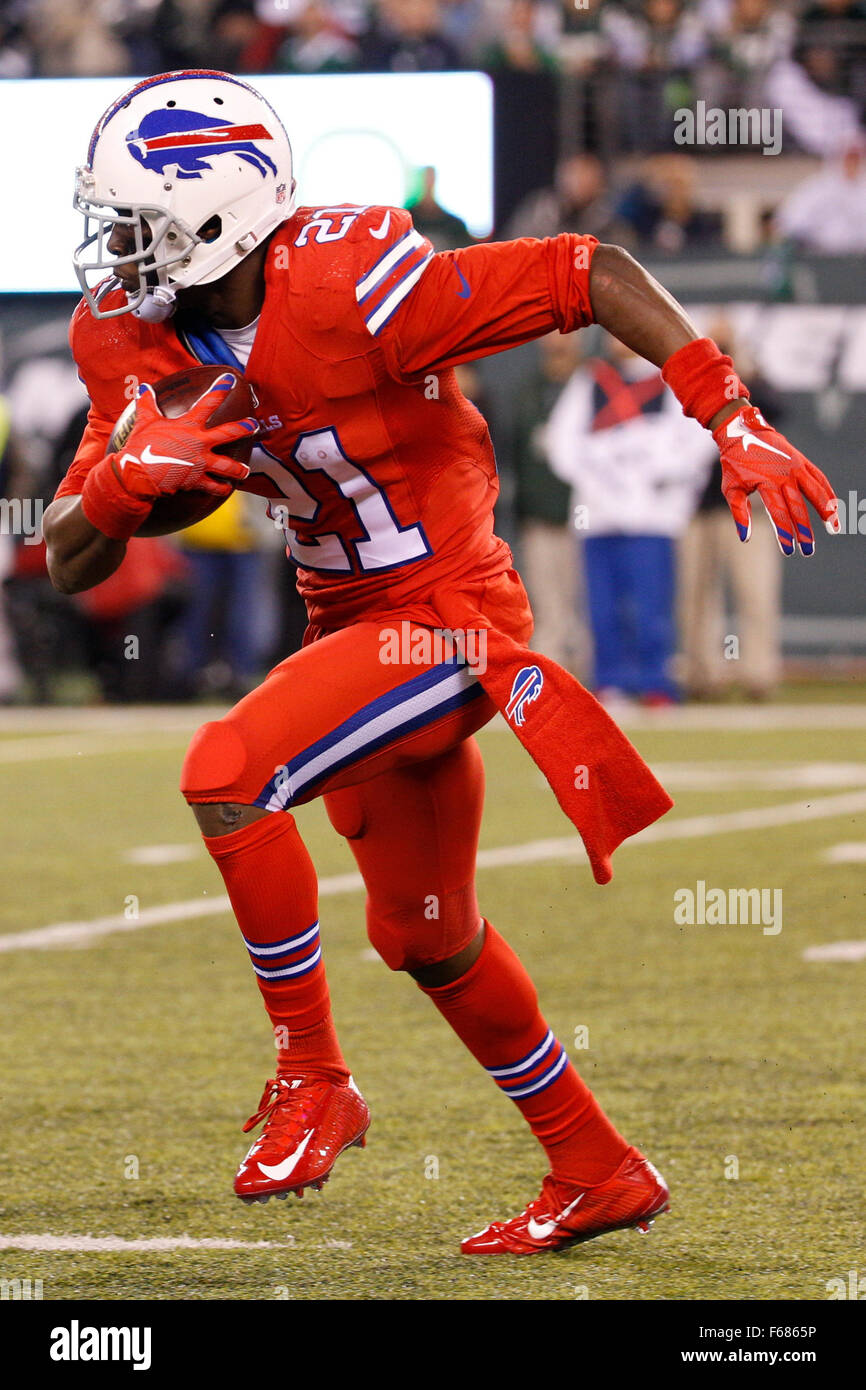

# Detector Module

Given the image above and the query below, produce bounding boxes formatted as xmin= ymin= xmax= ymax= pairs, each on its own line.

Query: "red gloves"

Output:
xmin=662 ymin=338 xmax=839 ymax=556
xmin=714 ymin=404 xmax=839 ymax=556
xmin=81 ymin=373 xmax=257 ymax=541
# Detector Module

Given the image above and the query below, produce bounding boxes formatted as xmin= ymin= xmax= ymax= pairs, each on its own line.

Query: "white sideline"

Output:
xmin=4 ymin=789 xmax=866 ymax=955
xmin=0 ymin=1234 xmax=295 ymax=1252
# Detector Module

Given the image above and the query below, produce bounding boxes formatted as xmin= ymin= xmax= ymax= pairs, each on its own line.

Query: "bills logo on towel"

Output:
xmin=505 ymin=665 xmax=544 ymax=727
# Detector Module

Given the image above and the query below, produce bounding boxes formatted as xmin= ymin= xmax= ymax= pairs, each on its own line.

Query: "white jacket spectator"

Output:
xmin=776 ymin=142 xmax=866 ymax=252
xmin=543 ymin=353 xmax=716 ymax=537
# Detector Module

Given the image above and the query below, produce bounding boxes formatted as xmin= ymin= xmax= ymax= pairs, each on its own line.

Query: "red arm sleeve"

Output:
xmin=54 ymin=300 xmax=120 ymax=499
xmin=53 ymin=403 xmax=116 ymax=500
xmin=366 ymin=229 xmax=599 ymax=382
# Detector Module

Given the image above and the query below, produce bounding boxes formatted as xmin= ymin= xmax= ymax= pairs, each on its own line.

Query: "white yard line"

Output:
xmin=0 ymin=1234 xmax=295 ymax=1252
xmin=3 ymin=789 xmax=866 ymax=955
xmin=0 ymin=702 xmax=865 ymax=753
xmin=0 ymin=732 xmax=190 ymax=763
xmin=0 ymin=706 xmax=225 ymax=734
xmin=822 ymin=842 xmax=866 ymax=863
xmin=652 ymin=762 xmax=866 ymax=790
xmin=123 ymin=845 xmax=200 ymax=866
xmin=802 ymin=941 xmax=866 ymax=962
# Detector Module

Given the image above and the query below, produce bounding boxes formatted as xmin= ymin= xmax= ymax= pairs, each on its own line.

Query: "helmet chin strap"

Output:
xmin=130 ymin=285 xmax=177 ymax=323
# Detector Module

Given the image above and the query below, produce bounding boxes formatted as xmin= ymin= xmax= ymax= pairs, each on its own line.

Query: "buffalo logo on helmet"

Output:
xmin=505 ymin=665 xmax=544 ymax=727
xmin=125 ymin=107 xmax=277 ymax=180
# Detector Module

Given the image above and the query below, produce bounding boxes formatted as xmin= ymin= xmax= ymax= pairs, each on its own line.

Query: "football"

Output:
xmin=106 ymin=364 xmax=259 ymax=537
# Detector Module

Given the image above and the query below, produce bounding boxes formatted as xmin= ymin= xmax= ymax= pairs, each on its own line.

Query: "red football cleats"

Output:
xmin=714 ymin=404 xmax=839 ymax=556
xmin=80 ymin=372 xmax=256 ymax=539
xmin=234 ymin=1075 xmax=370 ymax=1203
xmin=460 ymin=1148 xmax=669 ymax=1255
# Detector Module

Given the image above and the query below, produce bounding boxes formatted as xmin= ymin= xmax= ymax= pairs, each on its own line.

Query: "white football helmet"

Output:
xmin=73 ymin=69 xmax=296 ymax=321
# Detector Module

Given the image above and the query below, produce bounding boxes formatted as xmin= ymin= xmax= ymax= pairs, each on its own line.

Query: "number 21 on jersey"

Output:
xmin=256 ymin=427 xmax=431 ymax=574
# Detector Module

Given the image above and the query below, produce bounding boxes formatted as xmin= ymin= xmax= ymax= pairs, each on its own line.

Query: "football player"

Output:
xmin=44 ymin=71 xmax=837 ymax=1255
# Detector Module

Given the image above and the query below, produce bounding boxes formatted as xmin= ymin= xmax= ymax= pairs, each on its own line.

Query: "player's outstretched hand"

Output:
xmin=714 ymin=404 xmax=839 ymax=556
xmin=119 ymin=374 xmax=257 ymax=498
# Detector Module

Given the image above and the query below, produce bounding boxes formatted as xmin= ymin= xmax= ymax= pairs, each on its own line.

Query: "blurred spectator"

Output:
xmin=0 ymin=398 xmax=28 ymax=701
xmin=776 ymin=137 xmax=866 ymax=250
xmin=147 ymin=0 xmax=226 ymax=71
xmin=479 ymin=0 xmax=558 ymax=72
xmin=615 ymin=153 xmax=723 ymax=251
xmin=602 ymin=0 xmax=708 ymax=71
xmin=513 ymin=332 xmax=588 ymax=674
xmin=176 ymin=491 xmax=272 ymax=699
xmin=679 ymin=317 xmax=783 ymax=700
xmin=405 ymin=166 xmax=472 ymax=248
xmin=275 ymin=1 xmax=361 ymax=71
xmin=0 ymin=4 xmax=35 ymax=76
xmin=707 ymin=0 xmax=795 ymax=66
xmin=544 ymin=334 xmax=714 ymax=705
xmin=210 ymin=2 xmax=277 ymax=73
xmin=439 ymin=0 xmax=491 ymax=58
xmin=27 ymin=0 xmax=133 ymax=76
xmin=74 ymin=536 xmax=190 ymax=702
xmin=798 ymin=0 xmax=866 ymax=101
xmin=505 ymin=153 xmax=619 ymax=240
xmin=766 ymin=51 xmax=865 ymax=153
xmin=602 ymin=0 xmax=708 ymax=149
xmin=360 ymin=0 xmax=462 ymax=71
xmin=557 ymin=0 xmax=608 ymax=77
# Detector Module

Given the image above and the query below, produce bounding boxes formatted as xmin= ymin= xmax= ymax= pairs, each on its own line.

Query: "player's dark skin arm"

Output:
xmin=43 ymin=496 xmax=126 ymax=593
xmin=587 ymin=244 xmax=748 ymax=431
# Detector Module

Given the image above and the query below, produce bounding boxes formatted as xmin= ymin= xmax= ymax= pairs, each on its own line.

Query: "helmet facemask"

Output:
xmin=73 ymin=168 xmax=202 ymax=320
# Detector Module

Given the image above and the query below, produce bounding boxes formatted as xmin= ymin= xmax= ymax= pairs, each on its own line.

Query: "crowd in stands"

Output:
xmin=0 ymin=0 xmax=863 ymax=124
xmin=0 ymin=1 xmax=861 ymax=703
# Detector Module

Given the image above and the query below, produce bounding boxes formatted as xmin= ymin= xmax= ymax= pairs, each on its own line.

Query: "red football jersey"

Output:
xmin=60 ymin=206 xmax=598 ymax=628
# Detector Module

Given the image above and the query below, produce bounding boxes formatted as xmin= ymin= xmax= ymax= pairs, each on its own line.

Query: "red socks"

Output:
xmin=202 ymin=814 xmax=628 ymax=1187
xmin=420 ymin=922 xmax=629 ymax=1187
xmin=203 ymin=814 xmax=349 ymax=1085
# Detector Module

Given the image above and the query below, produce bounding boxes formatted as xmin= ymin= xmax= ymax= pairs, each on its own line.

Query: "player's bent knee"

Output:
xmin=180 ymin=719 xmax=250 ymax=803
xmin=366 ymin=884 xmax=481 ymax=972
xmin=189 ymin=801 xmax=269 ymax=837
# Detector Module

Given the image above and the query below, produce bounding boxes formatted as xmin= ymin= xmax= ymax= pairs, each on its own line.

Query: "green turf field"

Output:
xmin=1 ymin=702 xmax=864 ymax=1301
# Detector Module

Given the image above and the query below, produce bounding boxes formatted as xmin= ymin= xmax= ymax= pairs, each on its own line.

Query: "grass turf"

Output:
xmin=0 ymin=708 xmax=864 ymax=1300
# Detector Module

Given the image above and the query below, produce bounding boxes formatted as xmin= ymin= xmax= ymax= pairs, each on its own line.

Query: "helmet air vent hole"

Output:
xmin=196 ymin=215 xmax=222 ymax=244
xmin=167 ymin=100 xmax=176 ymax=108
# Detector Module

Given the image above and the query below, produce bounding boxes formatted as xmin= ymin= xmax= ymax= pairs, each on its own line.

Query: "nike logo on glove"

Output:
xmin=726 ymin=414 xmax=790 ymax=459
xmin=257 ymin=1129 xmax=314 ymax=1181
xmin=139 ymin=443 xmax=195 ymax=468
xmin=527 ymin=1193 xmax=585 ymax=1240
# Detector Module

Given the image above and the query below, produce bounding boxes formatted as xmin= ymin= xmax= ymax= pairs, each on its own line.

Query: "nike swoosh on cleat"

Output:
xmin=726 ymin=415 xmax=790 ymax=459
xmin=369 ymin=211 xmax=391 ymax=240
xmin=527 ymin=1193 xmax=585 ymax=1241
xmin=140 ymin=444 xmax=195 ymax=468
xmin=257 ymin=1129 xmax=315 ymax=1181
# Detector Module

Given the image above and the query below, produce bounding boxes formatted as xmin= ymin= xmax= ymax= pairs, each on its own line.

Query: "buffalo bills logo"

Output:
xmin=126 ymin=108 xmax=277 ymax=180
xmin=505 ymin=665 xmax=543 ymax=727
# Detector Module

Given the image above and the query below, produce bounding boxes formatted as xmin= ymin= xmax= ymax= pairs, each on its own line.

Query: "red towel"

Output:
xmin=433 ymin=589 xmax=674 ymax=885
